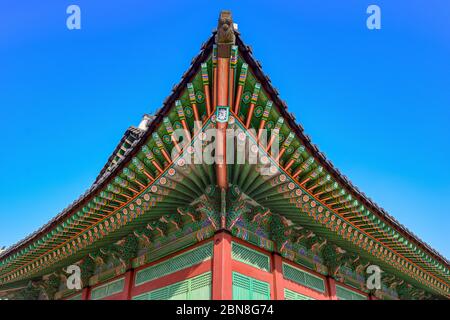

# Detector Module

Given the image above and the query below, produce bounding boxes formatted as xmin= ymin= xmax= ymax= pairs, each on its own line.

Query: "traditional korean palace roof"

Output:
xmin=0 ymin=11 xmax=448 ymax=300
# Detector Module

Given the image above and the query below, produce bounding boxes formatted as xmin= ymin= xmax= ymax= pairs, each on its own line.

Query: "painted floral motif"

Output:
xmin=195 ymin=91 xmax=205 ymax=103
xmin=241 ymin=91 xmax=251 ymax=104
xmin=184 ymin=106 xmax=194 ymax=118
xmin=254 ymin=105 xmax=263 ymax=118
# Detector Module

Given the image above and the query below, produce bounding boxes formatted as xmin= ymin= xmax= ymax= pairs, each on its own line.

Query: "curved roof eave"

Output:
xmin=0 ymin=33 xmax=216 ymax=261
xmin=0 ymin=31 xmax=448 ymax=275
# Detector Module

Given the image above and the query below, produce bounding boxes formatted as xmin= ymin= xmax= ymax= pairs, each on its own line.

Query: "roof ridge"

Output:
xmin=234 ymin=32 xmax=450 ymax=268
xmin=0 ymin=33 xmax=216 ymax=261
xmin=1 ymin=27 xmax=448 ymax=278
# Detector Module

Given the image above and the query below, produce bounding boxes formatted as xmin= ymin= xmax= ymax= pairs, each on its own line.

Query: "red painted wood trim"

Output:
xmin=231 ymin=236 xmax=273 ymax=256
xmin=228 ymin=235 xmax=330 ymax=300
xmin=283 ymin=280 xmax=329 ymax=300
xmin=212 ymin=231 xmax=232 ymax=300
xmin=90 ymin=273 xmax=125 ymax=291
xmin=230 ymin=259 xmax=274 ymax=299
xmin=280 ymin=257 xmax=328 ymax=287
xmin=81 ymin=239 xmax=214 ymax=300
xmin=122 ymin=270 xmax=134 ymax=300
xmin=102 ymin=292 xmax=126 ymax=300
xmin=226 ymin=237 xmax=275 ymax=299
xmin=75 ymin=233 xmax=374 ymax=300
xmin=333 ymin=280 xmax=370 ymax=299
xmin=130 ymin=260 xmax=212 ymax=298
xmin=81 ymin=287 xmax=90 ymax=300
xmin=63 ymin=290 xmax=84 ymax=300
xmin=326 ymin=277 xmax=338 ymax=300
xmin=133 ymin=238 xmax=213 ymax=273
xmin=231 ymin=259 xmax=273 ymax=283
xmin=272 ymin=254 xmax=285 ymax=300
xmin=89 ymin=271 xmax=132 ymax=300
xmin=216 ymin=57 xmax=229 ymax=190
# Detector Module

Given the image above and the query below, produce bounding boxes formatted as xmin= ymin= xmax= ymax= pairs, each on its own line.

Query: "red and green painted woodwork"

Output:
xmin=1 ymin=208 xmax=430 ymax=300
xmin=65 ymin=234 xmax=379 ymax=300
xmin=224 ymin=61 xmax=449 ymax=297
xmin=0 ymin=60 xmax=218 ymax=282
xmin=27 ymin=234 xmax=331 ymax=300
xmin=0 ymin=27 xmax=448 ymax=300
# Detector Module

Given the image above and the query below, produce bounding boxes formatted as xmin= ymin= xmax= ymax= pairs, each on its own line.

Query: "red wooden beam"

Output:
xmin=122 ymin=270 xmax=134 ymax=300
xmin=231 ymin=259 xmax=273 ymax=283
xmin=272 ymin=254 xmax=285 ymax=300
xmin=216 ymin=57 xmax=229 ymax=190
xmin=131 ymin=260 xmax=212 ymax=298
xmin=278 ymin=257 xmax=329 ymax=300
xmin=212 ymin=231 xmax=232 ymax=300
xmin=332 ymin=280 xmax=369 ymax=300
xmin=283 ymin=279 xmax=329 ymax=300
xmin=326 ymin=277 xmax=338 ymax=300
xmin=81 ymin=287 xmax=90 ymax=300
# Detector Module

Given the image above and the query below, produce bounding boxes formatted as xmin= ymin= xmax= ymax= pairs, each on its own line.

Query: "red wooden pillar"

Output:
xmin=212 ymin=231 xmax=232 ymax=300
xmin=215 ymin=60 xmax=229 ymax=191
xmin=326 ymin=277 xmax=338 ymax=300
xmin=81 ymin=287 xmax=90 ymax=300
xmin=122 ymin=270 xmax=134 ymax=300
xmin=272 ymin=254 xmax=285 ymax=300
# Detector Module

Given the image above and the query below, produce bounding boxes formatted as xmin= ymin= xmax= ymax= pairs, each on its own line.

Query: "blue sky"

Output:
xmin=0 ymin=1 xmax=449 ymax=259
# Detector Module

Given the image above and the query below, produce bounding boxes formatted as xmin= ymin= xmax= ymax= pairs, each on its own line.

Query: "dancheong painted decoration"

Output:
xmin=0 ymin=11 xmax=448 ymax=301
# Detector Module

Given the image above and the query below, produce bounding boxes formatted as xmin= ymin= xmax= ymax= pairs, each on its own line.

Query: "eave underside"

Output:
xmin=0 ymin=29 xmax=448 ymax=299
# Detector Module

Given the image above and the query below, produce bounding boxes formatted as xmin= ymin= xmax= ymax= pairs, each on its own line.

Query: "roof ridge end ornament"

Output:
xmin=215 ymin=10 xmax=235 ymax=58
xmin=137 ymin=114 xmax=155 ymax=131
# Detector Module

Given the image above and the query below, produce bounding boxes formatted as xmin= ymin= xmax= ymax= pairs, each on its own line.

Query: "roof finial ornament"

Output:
xmin=215 ymin=10 xmax=235 ymax=57
xmin=138 ymin=114 xmax=155 ymax=131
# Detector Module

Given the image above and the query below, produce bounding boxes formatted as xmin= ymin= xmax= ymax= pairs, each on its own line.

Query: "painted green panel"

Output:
xmin=67 ymin=293 xmax=82 ymax=300
xmin=132 ymin=293 xmax=149 ymax=300
xmin=149 ymin=287 xmax=170 ymax=300
xmin=90 ymin=286 xmax=108 ymax=300
xmin=282 ymin=263 xmax=325 ymax=293
xmin=284 ymin=288 xmax=313 ymax=300
xmin=132 ymin=272 xmax=211 ymax=300
xmin=305 ymin=273 xmax=326 ymax=292
xmin=135 ymin=242 xmax=213 ymax=286
xmin=169 ymin=281 xmax=189 ymax=300
xmin=231 ymin=242 xmax=270 ymax=272
xmin=232 ymin=272 xmax=252 ymax=300
xmin=189 ymin=272 xmax=212 ymax=300
xmin=251 ymin=278 xmax=271 ymax=300
xmin=91 ymin=277 xmax=125 ymax=300
xmin=232 ymin=272 xmax=270 ymax=300
xmin=107 ymin=278 xmax=125 ymax=295
xmin=336 ymin=285 xmax=367 ymax=300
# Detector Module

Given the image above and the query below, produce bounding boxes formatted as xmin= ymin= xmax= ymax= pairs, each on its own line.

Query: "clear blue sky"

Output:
xmin=0 ymin=1 xmax=449 ymax=259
